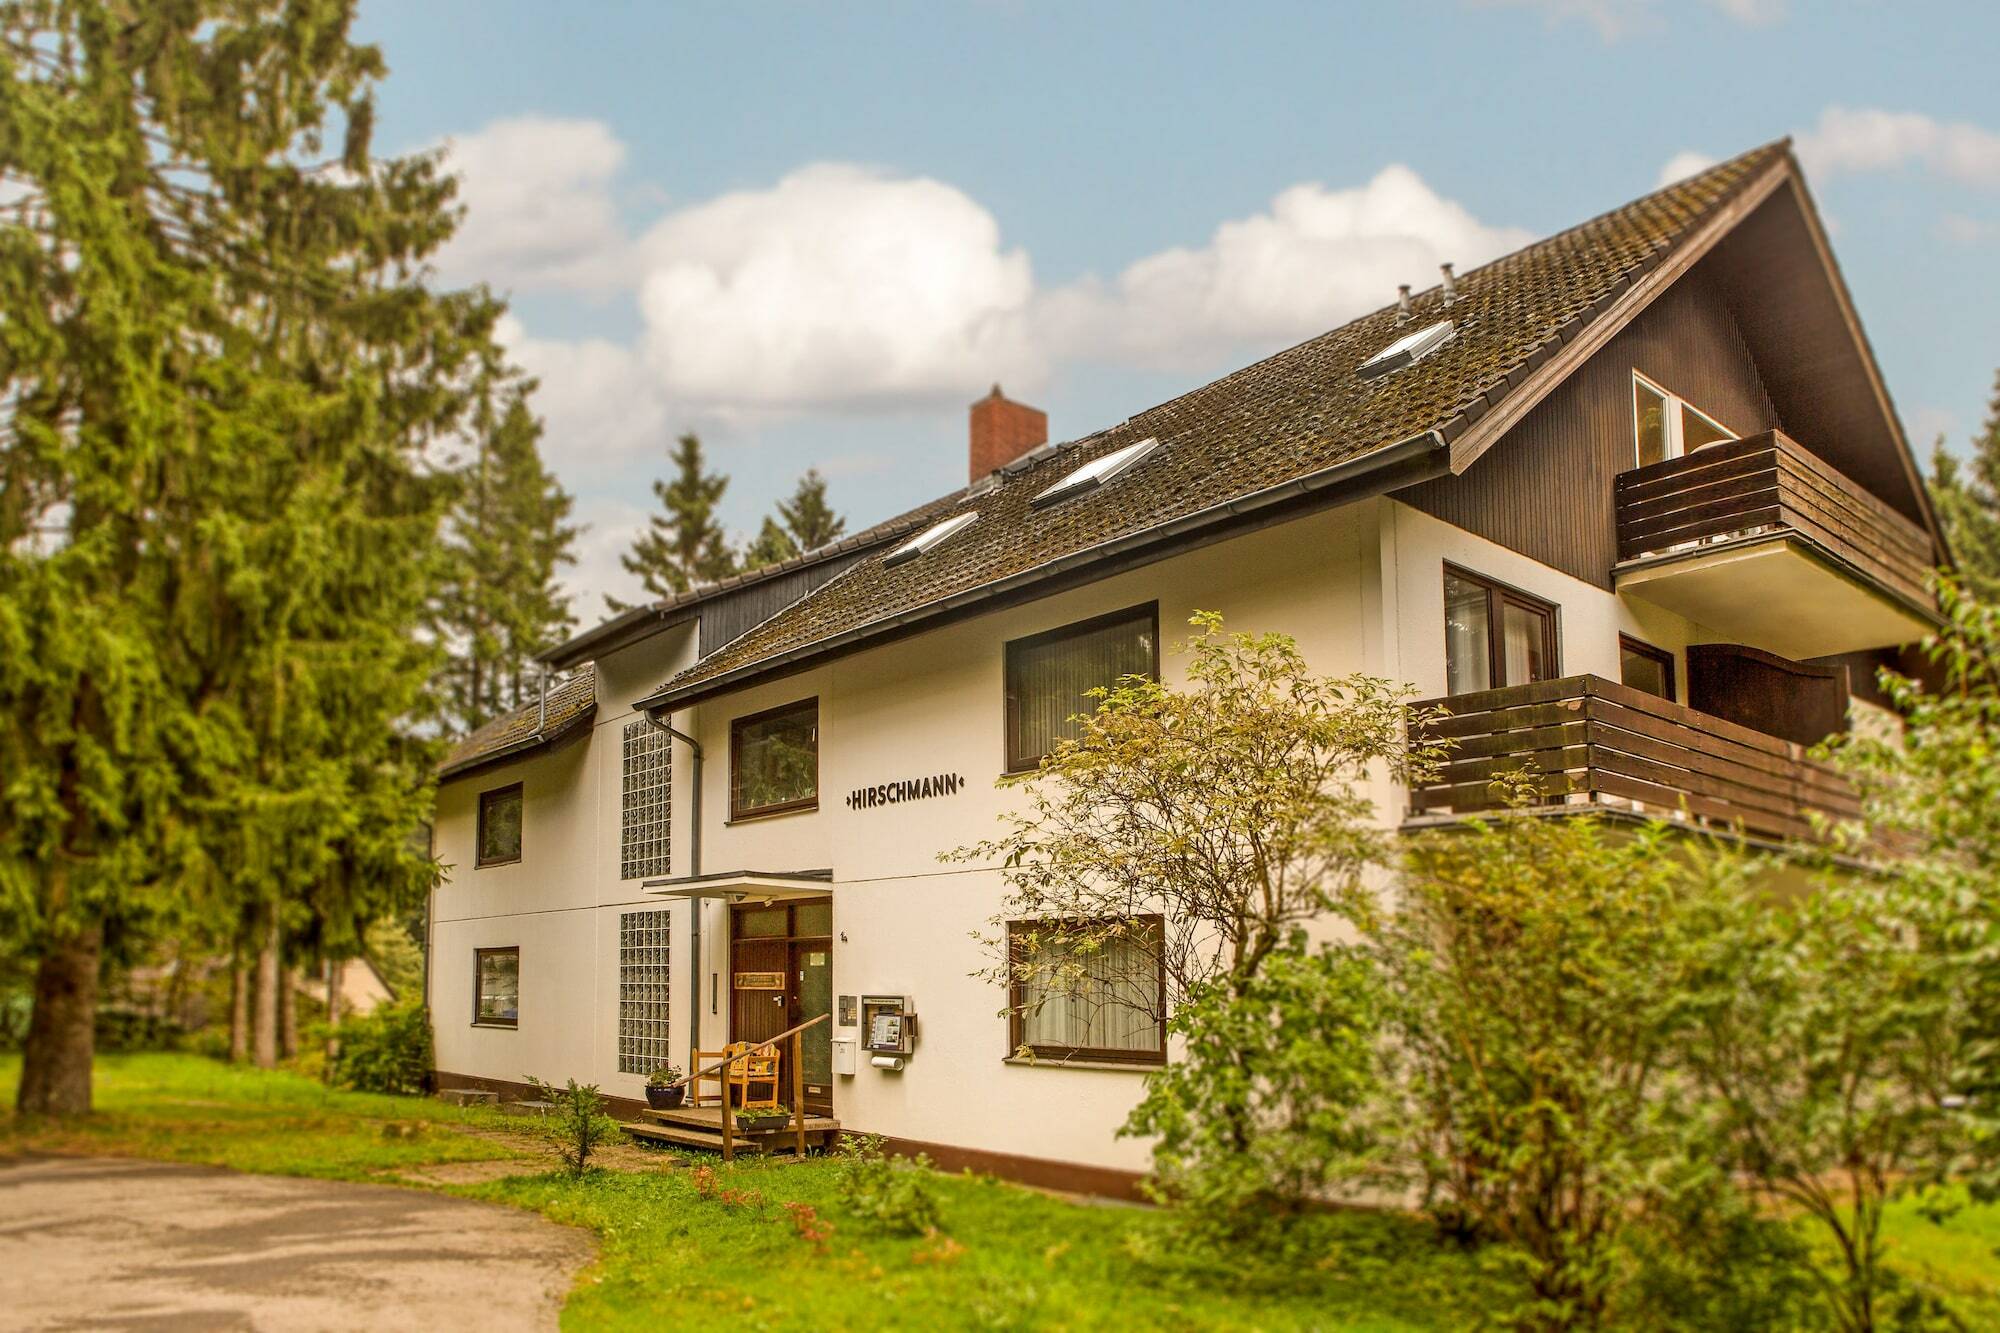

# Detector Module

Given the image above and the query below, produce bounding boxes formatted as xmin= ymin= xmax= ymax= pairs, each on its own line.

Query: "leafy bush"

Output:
xmin=524 ymin=1075 xmax=620 ymax=1177
xmin=1125 ymin=943 xmax=1383 ymax=1235
xmin=329 ymin=1000 xmax=432 ymax=1095
xmin=831 ymin=1133 xmax=942 ymax=1235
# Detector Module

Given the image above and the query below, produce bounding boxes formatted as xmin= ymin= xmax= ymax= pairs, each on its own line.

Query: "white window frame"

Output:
xmin=1632 ymin=371 xmax=1736 ymax=468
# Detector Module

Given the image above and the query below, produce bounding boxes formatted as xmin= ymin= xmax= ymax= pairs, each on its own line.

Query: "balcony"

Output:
xmin=1406 ymin=675 xmax=1860 ymax=845
xmin=1613 ymin=431 xmax=1937 ymax=659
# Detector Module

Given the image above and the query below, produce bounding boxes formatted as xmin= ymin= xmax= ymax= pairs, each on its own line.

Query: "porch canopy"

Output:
xmin=641 ymin=868 xmax=833 ymax=904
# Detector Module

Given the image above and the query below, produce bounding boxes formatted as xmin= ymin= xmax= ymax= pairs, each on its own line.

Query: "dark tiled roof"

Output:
xmin=438 ymin=666 xmax=598 ymax=780
xmin=646 ymin=143 xmax=1790 ymax=710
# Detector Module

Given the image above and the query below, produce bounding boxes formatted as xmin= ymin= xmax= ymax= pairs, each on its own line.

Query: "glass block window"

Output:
xmin=618 ymin=910 xmax=672 ymax=1075
xmin=621 ymin=719 xmax=671 ymax=880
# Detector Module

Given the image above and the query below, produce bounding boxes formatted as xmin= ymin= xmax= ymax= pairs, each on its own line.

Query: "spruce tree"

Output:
xmin=437 ymin=375 xmax=579 ymax=733
xmin=612 ymin=431 xmax=738 ymax=610
xmin=0 ymin=2 xmax=495 ymax=1109
xmin=741 ymin=469 xmax=848 ymax=573
xmin=1930 ymin=373 xmax=2000 ymax=601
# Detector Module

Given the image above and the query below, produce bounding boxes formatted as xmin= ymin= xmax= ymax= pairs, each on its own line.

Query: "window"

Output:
xmin=1632 ymin=372 xmax=1736 ymax=468
xmin=730 ymin=698 xmax=819 ymax=819
xmin=617 ymin=911 xmax=672 ymax=1074
xmin=476 ymin=783 xmax=522 ymax=867
xmin=1007 ymin=918 xmax=1165 ymax=1065
xmin=474 ymin=947 xmax=519 ymax=1027
xmin=1443 ymin=566 xmax=1558 ymax=696
xmin=620 ymin=719 xmax=671 ymax=880
xmin=884 ymin=511 xmax=977 ymax=567
xmin=1358 ymin=319 xmax=1454 ymax=381
xmin=1031 ymin=437 xmax=1160 ymax=508
xmin=1004 ymin=604 xmax=1158 ymax=773
xmin=1619 ymin=635 xmax=1676 ymax=702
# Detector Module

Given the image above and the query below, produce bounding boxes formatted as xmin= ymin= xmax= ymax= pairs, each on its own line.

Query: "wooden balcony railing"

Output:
xmin=1614 ymin=430 xmax=1935 ymax=613
xmin=1407 ymin=675 xmax=1860 ymax=845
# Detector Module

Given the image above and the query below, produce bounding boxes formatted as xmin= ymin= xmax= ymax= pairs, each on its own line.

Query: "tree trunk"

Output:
xmin=17 ymin=914 xmax=103 ymax=1117
xmin=229 ymin=951 xmax=249 ymax=1063
xmin=323 ymin=957 xmax=344 ymax=1082
xmin=279 ymin=958 xmax=297 ymax=1060
xmin=253 ymin=905 xmax=279 ymax=1069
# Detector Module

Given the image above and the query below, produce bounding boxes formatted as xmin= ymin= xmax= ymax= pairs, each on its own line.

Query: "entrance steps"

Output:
xmin=621 ymin=1104 xmax=842 ymax=1157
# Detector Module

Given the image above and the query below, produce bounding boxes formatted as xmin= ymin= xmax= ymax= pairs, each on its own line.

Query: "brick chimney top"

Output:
xmin=968 ymin=384 xmax=1048 ymax=482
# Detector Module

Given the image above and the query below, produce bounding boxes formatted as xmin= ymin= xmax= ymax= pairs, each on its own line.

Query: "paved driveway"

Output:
xmin=0 ymin=1155 xmax=593 ymax=1331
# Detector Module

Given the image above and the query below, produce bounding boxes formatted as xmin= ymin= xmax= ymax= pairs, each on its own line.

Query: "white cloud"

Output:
xmin=1470 ymin=0 xmax=1780 ymax=41
xmin=559 ymin=494 xmax=653 ymax=618
xmin=633 ymin=164 xmax=1042 ymax=410
xmin=1656 ymin=150 xmax=1720 ymax=188
xmin=1940 ymin=213 xmax=1999 ymax=245
xmin=436 ymin=116 xmax=634 ymax=294
xmin=1797 ymin=107 xmax=2000 ymax=190
xmin=1040 ymin=166 xmax=1533 ymax=371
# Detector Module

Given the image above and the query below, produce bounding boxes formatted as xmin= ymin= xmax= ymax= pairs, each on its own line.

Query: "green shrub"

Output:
xmin=524 ymin=1076 xmax=620 ymax=1177
xmin=329 ymin=1000 xmax=433 ymax=1095
xmin=831 ymin=1133 xmax=942 ymax=1235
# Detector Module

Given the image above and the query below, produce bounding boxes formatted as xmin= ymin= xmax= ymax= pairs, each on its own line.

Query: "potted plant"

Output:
xmin=735 ymin=1103 xmax=792 ymax=1133
xmin=644 ymin=1064 xmax=685 ymax=1111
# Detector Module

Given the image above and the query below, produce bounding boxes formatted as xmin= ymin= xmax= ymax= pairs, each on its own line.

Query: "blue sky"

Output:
xmin=354 ymin=0 xmax=2000 ymax=613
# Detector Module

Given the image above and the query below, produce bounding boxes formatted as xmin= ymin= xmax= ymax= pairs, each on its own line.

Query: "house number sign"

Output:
xmin=845 ymin=771 xmax=966 ymax=810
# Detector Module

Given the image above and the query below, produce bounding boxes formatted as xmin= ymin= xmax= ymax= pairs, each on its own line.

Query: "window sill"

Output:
xmin=475 ymin=857 xmax=522 ymax=870
xmin=725 ymin=804 xmax=819 ymax=826
xmin=1003 ymin=1055 xmax=1159 ymax=1074
xmin=470 ymin=1021 xmax=518 ymax=1030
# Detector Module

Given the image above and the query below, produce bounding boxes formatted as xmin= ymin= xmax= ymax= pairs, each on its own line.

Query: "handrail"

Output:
xmin=664 ymin=1012 xmax=832 ymax=1163
xmin=668 ymin=1011 xmax=831 ymax=1091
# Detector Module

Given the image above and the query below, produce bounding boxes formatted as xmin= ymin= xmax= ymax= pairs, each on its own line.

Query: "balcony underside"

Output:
xmin=1615 ymin=534 xmax=1934 ymax=660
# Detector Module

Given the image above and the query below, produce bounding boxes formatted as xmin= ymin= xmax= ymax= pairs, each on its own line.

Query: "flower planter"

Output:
xmin=734 ymin=1111 xmax=791 ymax=1133
xmin=645 ymin=1084 xmax=686 ymax=1111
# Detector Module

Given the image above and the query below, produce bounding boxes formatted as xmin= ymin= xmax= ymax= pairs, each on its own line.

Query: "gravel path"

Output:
xmin=0 ymin=1155 xmax=594 ymax=1331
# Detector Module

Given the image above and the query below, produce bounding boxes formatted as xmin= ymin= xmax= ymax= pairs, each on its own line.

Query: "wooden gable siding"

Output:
xmin=1396 ymin=266 xmax=1778 ymax=589
xmin=698 ymin=552 xmax=866 ymax=659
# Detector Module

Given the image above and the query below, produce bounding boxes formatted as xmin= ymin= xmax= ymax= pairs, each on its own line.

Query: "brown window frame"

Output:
xmin=1002 ymin=602 xmax=1161 ymax=775
xmin=1005 ymin=915 xmax=1167 ymax=1067
xmin=1442 ymin=564 xmax=1560 ymax=694
xmin=729 ymin=697 xmax=820 ymax=821
xmin=472 ymin=946 xmax=520 ymax=1029
xmin=475 ymin=782 xmax=523 ymax=868
xmin=1618 ymin=634 xmax=1677 ymax=702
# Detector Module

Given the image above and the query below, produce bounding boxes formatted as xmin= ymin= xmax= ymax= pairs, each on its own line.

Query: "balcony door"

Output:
xmin=1633 ymin=371 xmax=1736 ymax=468
xmin=729 ymin=900 xmax=834 ymax=1115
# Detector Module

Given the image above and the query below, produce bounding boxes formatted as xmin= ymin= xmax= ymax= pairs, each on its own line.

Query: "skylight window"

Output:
xmin=883 ymin=511 xmax=977 ymax=567
xmin=1031 ymin=437 xmax=1160 ymax=508
xmin=1357 ymin=319 xmax=1454 ymax=381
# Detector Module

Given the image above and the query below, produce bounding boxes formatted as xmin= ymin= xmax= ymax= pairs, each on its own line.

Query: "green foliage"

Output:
xmin=1374 ymin=782 xmax=1769 ymax=1328
xmin=363 ymin=918 xmax=425 ymax=999
xmin=644 ymin=1062 xmax=682 ymax=1088
xmin=831 ymin=1133 xmax=943 ymax=1236
xmin=744 ymin=468 xmax=847 ymax=570
xmin=523 ymin=1075 xmax=620 ymax=1178
xmin=434 ymin=375 xmax=578 ymax=733
xmin=1928 ymin=377 xmax=2000 ymax=602
xmin=1126 ymin=945 xmax=1383 ymax=1236
xmin=610 ymin=431 xmax=737 ymax=609
xmin=329 ymin=1001 xmax=433 ymax=1096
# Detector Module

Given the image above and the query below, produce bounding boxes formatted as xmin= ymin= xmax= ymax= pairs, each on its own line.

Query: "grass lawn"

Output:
xmin=4 ymin=1052 xmax=2000 ymax=1330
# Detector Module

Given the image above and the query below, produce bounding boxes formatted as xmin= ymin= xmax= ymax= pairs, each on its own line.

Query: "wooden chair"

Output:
xmin=730 ymin=1043 xmax=781 ymax=1111
xmin=688 ymin=1043 xmax=735 ymax=1108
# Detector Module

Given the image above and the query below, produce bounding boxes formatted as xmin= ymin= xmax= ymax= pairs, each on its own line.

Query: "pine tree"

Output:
xmin=0 ymin=2 xmax=495 ymax=1109
xmin=437 ymin=375 xmax=579 ymax=733
xmin=611 ymin=432 xmax=738 ymax=610
xmin=742 ymin=469 xmax=848 ymax=573
xmin=1930 ymin=373 xmax=2000 ymax=601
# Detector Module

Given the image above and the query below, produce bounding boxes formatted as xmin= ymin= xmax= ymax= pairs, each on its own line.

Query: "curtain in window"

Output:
xmin=1020 ymin=928 xmax=1163 ymax=1057
xmin=1502 ymin=601 xmax=1549 ymax=684
xmin=1444 ymin=572 xmax=1492 ymax=695
xmin=1006 ymin=614 xmax=1154 ymax=770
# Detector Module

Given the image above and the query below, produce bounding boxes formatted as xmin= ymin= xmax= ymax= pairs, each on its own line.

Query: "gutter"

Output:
xmin=645 ymin=712 xmax=706 ymax=1037
xmin=639 ymin=429 xmax=1449 ymax=713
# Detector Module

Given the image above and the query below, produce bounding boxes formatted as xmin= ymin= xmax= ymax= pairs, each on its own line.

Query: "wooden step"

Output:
xmin=620 ymin=1104 xmax=841 ymax=1157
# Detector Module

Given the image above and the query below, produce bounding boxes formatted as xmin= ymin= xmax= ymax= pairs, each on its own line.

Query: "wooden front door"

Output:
xmin=729 ymin=900 xmax=834 ymax=1114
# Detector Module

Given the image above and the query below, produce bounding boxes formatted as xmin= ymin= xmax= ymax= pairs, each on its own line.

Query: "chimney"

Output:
xmin=968 ymin=384 xmax=1048 ymax=481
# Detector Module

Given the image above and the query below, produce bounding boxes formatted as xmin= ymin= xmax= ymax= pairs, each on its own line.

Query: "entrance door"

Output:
xmin=730 ymin=900 xmax=833 ymax=1114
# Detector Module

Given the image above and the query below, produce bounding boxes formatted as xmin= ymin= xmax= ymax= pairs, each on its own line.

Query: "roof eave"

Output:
xmin=638 ymin=430 xmax=1450 ymax=714
xmin=435 ymin=704 xmax=597 ymax=784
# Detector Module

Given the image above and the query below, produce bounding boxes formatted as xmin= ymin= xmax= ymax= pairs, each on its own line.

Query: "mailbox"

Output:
xmin=860 ymin=995 xmax=915 ymax=1059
